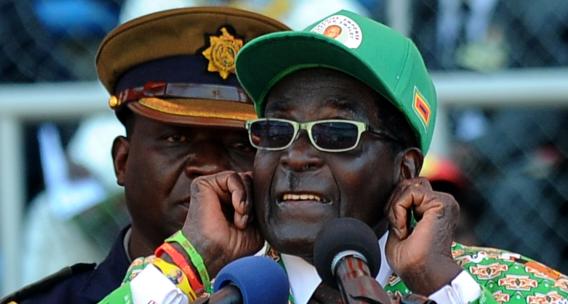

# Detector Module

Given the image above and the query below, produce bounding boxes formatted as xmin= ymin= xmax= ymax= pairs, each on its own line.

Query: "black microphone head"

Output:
xmin=213 ymin=256 xmax=290 ymax=304
xmin=313 ymin=217 xmax=381 ymax=286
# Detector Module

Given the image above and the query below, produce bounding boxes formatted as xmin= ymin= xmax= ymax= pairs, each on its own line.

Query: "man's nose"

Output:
xmin=280 ymin=132 xmax=323 ymax=171
xmin=184 ymin=142 xmax=230 ymax=178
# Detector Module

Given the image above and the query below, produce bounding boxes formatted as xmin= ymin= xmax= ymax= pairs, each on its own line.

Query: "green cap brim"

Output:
xmin=236 ymin=31 xmax=397 ymax=118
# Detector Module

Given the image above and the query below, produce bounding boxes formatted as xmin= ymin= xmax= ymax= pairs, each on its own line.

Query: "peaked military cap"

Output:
xmin=96 ymin=7 xmax=289 ymax=128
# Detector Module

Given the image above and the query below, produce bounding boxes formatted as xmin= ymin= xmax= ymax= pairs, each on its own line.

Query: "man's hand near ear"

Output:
xmin=385 ymin=177 xmax=463 ymax=295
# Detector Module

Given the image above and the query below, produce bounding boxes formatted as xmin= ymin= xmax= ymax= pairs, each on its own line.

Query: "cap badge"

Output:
xmin=202 ymin=27 xmax=243 ymax=80
xmin=413 ymin=87 xmax=431 ymax=128
xmin=311 ymin=15 xmax=363 ymax=49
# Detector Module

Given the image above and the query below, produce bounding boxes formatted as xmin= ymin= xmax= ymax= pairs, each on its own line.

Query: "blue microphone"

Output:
xmin=203 ymin=256 xmax=289 ymax=304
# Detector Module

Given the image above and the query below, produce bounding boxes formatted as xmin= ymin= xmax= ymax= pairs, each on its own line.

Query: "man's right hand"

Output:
xmin=181 ymin=171 xmax=262 ymax=277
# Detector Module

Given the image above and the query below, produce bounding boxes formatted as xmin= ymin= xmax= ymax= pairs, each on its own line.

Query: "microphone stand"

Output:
xmin=335 ymin=256 xmax=436 ymax=304
xmin=335 ymin=255 xmax=392 ymax=304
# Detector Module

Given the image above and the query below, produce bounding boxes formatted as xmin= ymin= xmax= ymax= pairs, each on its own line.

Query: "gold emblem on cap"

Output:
xmin=202 ymin=27 xmax=243 ymax=80
xmin=108 ymin=95 xmax=120 ymax=109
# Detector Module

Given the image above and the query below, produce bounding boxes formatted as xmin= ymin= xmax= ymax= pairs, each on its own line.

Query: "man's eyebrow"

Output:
xmin=326 ymin=97 xmax=365 ymax=115
xmin=265 ymin=100 xmax=292 ymax=114
xmin=265 ymin=97 xmax=366 ymax=116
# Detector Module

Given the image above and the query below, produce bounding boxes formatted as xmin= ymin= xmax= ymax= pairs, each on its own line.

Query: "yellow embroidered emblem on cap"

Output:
xmin=202 ymin=27 xmax=243 ymax=80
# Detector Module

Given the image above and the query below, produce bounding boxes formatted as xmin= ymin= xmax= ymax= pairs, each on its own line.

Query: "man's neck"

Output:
xmin=128 ymin=226 xmax=161 ymax=259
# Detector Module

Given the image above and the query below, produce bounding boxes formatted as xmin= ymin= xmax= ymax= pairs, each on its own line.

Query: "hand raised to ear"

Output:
xmin=182 ymin=171 xmax=263 ymax=277
xmin=385 ymin=177 xmax=463 ymax=295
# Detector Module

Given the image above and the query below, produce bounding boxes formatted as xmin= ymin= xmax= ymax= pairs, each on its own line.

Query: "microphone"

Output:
xmin=196 ymin=256 xmax=289 ymax=304
xmin=313 ymin=217 xmax=391 ymax=304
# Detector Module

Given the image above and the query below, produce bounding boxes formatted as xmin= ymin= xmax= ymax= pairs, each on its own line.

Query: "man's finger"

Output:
xmin=189 ymin=175 xmax=229 ymax=224
xmin=223 ymin=172 xmax=254 ymax=230
xmin=387 ymin=178 xmax=434 ymax=239
xmin=240 ymin=172 xmax=254 ymax=223
xmin=225 ymin=173 xmax=247 ymax=214
xmin=387 ymin=189 xmax=417 ymax=239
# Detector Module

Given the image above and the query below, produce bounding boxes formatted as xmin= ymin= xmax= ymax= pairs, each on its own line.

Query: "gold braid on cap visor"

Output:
xmin=139 ymin=97 xmax=257 ymax=121
xmin=109 ymin=81 xmax=256 ymax=121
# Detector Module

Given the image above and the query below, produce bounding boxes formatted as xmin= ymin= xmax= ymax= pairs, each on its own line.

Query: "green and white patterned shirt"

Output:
xmin=271 ymin=233 xmax=568 ymax=304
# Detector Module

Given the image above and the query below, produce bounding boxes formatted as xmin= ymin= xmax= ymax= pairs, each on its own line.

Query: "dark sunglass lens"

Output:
xmin=312 ymin=122 xmax=358 ymax=150
xmin=250 ymin=120 xmax=295 ymax=149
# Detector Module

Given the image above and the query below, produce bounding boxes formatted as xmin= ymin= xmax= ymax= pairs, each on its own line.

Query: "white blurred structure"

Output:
xmin=119 ymin=0 xmax=369 ymax=29
xmin=119 ymin=0 xmax=197 ymax=23
xmin=22 ymin=114 xmax=123 ymax=284
xmin=0 ymin=82 xmax=109 ymax=294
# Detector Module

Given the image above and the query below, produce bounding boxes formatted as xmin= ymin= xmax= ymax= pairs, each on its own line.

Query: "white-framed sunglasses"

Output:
xmin=245 ymin=118 xmax=400 ymax=152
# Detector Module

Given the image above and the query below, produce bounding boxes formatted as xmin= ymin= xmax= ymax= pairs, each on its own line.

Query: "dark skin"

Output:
xmin=253 ymin=69 xmax=401 ymax=260
xmin=183 ymin=68 xmax=462 ymax=295
xmin=111 ymin=115 xmax=255 ymax=259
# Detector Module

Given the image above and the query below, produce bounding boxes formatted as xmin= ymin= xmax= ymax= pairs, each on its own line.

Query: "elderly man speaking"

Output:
xmin=190 ymin=9 xmax=568 ymax=303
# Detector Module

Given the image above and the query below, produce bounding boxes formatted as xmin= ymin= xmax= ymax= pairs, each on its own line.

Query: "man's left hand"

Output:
xmin=385 ymin=177 xmax=463 ymax=295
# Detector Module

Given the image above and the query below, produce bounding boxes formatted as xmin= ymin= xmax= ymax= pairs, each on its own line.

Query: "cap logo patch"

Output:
xmin=202 ymin=27 xmax=243 ymax=79
xmin=311 ymin=15 xmax=362 ymax=48
xmin=413 ymin=87 xmax=431 ymax=127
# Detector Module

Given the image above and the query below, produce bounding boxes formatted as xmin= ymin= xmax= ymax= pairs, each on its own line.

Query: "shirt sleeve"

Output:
xmin=428 ymin=270 xmax=483 ymax=303
xmin=130 ymin=264 xmax=188 ymax=304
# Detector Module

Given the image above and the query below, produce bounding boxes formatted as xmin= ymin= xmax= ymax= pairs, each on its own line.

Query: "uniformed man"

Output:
xmin=1 ymin=7 xmax=288 ymax=304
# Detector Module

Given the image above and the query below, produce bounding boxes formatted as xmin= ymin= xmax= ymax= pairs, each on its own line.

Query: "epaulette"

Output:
xmin=0 ymin=263 xmax=95 ymax=304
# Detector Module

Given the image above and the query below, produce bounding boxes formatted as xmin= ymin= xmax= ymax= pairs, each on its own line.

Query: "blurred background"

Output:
xmin=1 ymin=0 xmax=567 ymax=296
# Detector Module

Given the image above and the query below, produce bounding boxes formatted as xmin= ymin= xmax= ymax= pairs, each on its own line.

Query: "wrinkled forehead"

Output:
xmin=263 ymin=68 xmax=381 ymax=121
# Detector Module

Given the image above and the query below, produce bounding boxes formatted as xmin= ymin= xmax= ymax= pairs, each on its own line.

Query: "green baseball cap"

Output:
xmin=235 ymin=10 xmax=437 ymax=152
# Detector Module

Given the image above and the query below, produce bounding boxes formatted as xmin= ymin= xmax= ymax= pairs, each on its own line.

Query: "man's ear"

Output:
xmin=112 ymin=136 xmax=129 ymax=186
xmin=396 ymin=147 xmax=424 ymax=181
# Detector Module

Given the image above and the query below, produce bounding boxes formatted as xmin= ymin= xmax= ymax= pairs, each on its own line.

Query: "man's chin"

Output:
xmin=266 ymin=234 xmax=316 ymax=260
xmin=262 ymin=214 xmax=331 ymax=259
